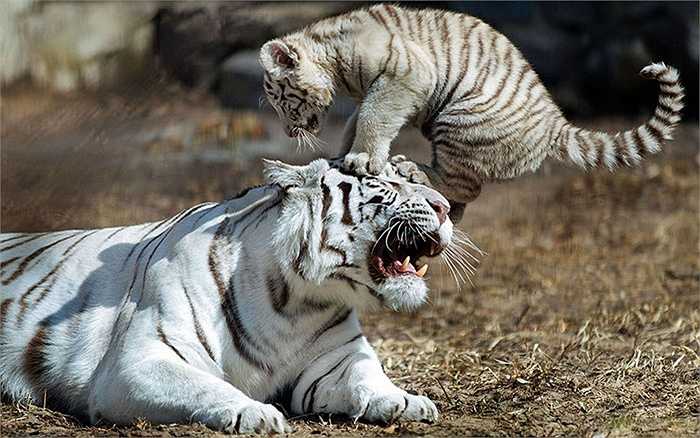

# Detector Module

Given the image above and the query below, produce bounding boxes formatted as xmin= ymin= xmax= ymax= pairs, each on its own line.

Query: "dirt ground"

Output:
xmin=1 ymin=78 xmax=699 ymax=436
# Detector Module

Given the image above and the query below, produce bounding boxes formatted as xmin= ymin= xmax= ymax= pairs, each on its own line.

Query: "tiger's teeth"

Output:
xmin=402 ymin=256 xmax=411 ymax=270
xmin=416 ymin=264 xmax=428 ymax=277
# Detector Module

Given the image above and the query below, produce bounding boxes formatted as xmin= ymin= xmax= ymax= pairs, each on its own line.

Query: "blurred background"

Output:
xmin=2 ymin=3 xmax=699 ymax=435
xmin=1 ymin=0 xmax=697 ymax=232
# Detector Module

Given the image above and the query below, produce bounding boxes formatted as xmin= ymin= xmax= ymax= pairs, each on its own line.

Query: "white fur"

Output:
xmin=0 ymin=158 xmax=450 ymax=433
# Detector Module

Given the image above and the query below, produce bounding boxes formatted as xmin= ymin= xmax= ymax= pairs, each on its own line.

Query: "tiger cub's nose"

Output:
xmin=429 ymin=201 xmax=449 ymax=225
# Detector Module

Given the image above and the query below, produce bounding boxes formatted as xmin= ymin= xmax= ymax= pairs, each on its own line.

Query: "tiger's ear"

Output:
xmin=259 ymin=40 xmax=298 ymax=78
xmin=263 ymin=159 xmax=329 ymax=189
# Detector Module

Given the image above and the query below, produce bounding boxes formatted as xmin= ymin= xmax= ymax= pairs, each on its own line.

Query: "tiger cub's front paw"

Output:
xmin=391 ymin=158 xmax=433 ymax=187
xmin=350 ymin=387 xmax=439 ymax=425
xmin=343 ymin=152 xmax=387 ymax=175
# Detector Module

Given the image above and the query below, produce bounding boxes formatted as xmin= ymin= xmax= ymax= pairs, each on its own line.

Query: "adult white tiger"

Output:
xmin=0 ymin=158 xmax=452 ymax=433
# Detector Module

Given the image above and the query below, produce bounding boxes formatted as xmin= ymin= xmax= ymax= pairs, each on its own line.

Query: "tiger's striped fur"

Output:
xmin=260 ymin=4 xmax=685 ymax=219
xmin=0 ymin=159 xmax=450 ymax=432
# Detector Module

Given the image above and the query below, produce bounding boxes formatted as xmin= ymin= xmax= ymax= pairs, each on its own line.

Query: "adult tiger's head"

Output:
xmin=264 ymin=158 xmax=453 ymax=312
xmin=259 ymin=39 xmax=333 ymax=143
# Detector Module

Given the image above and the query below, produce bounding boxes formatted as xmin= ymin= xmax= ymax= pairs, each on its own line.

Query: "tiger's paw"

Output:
xmin=350 ymin=387 xmax=439 ymax=425
xmin=390 ymin=156 xmax=433 ymax=187
xmin=196 ymin=401 xmax=292 ymax=434
xmin=344 ymin=152 xmax=387 ymax=175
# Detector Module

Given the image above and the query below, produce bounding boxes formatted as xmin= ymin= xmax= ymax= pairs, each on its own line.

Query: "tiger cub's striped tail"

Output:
xmin=552 ymin=62 xmax=684 ymax=170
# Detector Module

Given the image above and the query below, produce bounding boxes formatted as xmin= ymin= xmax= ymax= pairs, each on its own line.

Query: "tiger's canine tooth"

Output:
xmin=402 ymin=256 xmax=411 ymax=270
xmin=416 ymin=264 xmax=428 ymax=277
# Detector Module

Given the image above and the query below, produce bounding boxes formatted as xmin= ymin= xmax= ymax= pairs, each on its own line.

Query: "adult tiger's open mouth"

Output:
xmin=370 ymin=225 xmax=445 ymax=281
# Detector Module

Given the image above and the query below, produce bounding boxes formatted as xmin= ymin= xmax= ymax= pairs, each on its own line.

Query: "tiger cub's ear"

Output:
xmin=259 ymin=40 xmax=298 ymax=78
xmin=263 ymin=159 xmax=329 ymax=189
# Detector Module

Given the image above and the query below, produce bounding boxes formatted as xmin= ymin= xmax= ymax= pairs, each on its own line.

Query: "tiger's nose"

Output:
xmin=429 ymin=200 xmax=449 ymax=225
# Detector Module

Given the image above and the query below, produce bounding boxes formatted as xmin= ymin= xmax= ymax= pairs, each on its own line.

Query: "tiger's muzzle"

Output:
xmin=369 ymin=220 xmax=448 ymax=282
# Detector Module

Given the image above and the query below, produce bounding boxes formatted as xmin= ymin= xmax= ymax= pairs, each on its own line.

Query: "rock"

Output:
xmin=217 ymin=50 xmax=264 ymax=110
xmin=155 ymin=1 xmax=355 ymax=89
xmin=2 ymin=1 xmax=158 ymax=92
xmin=0 ymin=0 xmax=35 ymax=85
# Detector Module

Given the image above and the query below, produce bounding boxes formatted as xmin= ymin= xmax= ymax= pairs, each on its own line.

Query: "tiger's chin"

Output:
xmin=375 ymin=275 xmax=429 ymax=312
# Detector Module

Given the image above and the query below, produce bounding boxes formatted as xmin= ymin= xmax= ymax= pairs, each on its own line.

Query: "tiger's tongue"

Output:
xmin=390 ymin=259 xmax=416 ymax=274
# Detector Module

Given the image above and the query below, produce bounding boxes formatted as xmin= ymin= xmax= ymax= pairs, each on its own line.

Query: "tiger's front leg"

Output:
xmin=90 ymin=339 xmax=291 ymax=434
xmin=344 ymin=77 xmax=427 ymax=175
xmin=291 ymin=335 xmax=438 ymax=424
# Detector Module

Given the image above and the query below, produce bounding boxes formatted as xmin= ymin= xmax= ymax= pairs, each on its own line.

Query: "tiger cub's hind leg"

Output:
xmin=435 ymin=166 xmax=482 ymax=223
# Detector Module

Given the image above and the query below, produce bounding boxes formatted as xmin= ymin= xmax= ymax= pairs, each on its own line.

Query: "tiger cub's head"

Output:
xmin=264 ymin=159 xmax=453 ymax=312
xmin=259 ymin=39 xmax=333 ymax=141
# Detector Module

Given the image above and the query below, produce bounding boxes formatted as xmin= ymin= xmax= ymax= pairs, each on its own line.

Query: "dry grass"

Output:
xmin=1 ymin=81 xmax=698 ymax=436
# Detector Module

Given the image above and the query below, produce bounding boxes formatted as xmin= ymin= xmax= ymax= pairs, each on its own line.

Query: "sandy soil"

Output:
xmin=1 ymin=79 xmax=699 ymax=436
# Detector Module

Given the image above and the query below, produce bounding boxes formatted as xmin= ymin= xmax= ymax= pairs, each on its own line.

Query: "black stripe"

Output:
xmin=323 ymin=242 xmax=348 ymax=266
xmin=338 ymin=182 xmax=354 ymax=225
xmin=0 ymin=298 xmax=12 ymax=335
xmin=293 ymin=239 xmax=309 ymax=279
xmin=330 ymin=273 xmax=358 ymax=292
xmin=659 ymin=91 xmax=679 ymax=101
xmin=0 ymin=256 xmax=21 ymax=270
xmin=267 ymin=275 xmax=290 ymax=314
xmin=2 ymin=233 xmax=80 ymax=286
xmin=652 ymin=111 xmax=675 ymax=126
xmin=192 ymin=204 xmax=219 ymax=228
xmin=657 ymin=77 xmax=677 ymax=86
xmin=124 ymin=204 xmax=202 ymax=299
xmin=308 ymin=308 xmax=352 ymax=347
xmin=237 ymin=199 xmax=282 ymax=236
xmin=139 ymin=206 xmax=203 ymax=291
xmin=23 ymin=320 xmax=73 ymax=413
xmin=645 ymin=122 xmax=664 ymax=144
xmin=101 ymin=227 xmax=126 ymax=245
xmin=209 ymin=219 xmax=270 ymax=372
xmin=615 ymin=135 xmax=627 ymax=167
xmin=434 ymin=16 xmax=453 ymax=104
xmin=367 ymin=35 xmax=394 ymax=91
xmin=424 ymin=21 xmax=479 ymax=129
xmin=122 ymin=221 xmax=169 ymax=268
xmin=632 ymin=128 xmax=647 ymax=158
xmin=182 ymin=281 xmax=216 ymax=362
xmin=303 ymin=351 xmax=357 ymax=412
xmin=321 ymin=182 xmax=332 ymax=219
xmin=656 ymin=101 xmax=677 ymax=118
xmin=0 ymin=233 xmax=49 ymax=252
xmin=19 ymin=230 xmax=99 ymax=318
xmin=357 ymin=58 xmax=365 ymax=92
xmin=0 ymin=234 xmax=31 ymax=244
xmin=157 ymin=321 xmax=188 ymax=363
xmin=383 ymin=4 xmax=400 ymax=27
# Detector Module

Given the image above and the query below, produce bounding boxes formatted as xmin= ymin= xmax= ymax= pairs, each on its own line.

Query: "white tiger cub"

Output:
xmin=260 ymin=3 xmax=684 ymax=220
xmin=0 ymin=159 xmax=451 ymax=433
